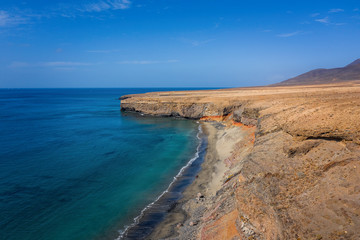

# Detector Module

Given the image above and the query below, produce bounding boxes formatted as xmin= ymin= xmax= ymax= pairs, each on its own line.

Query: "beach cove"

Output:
xmin=121 ymin=81 xmax=360 ymax=239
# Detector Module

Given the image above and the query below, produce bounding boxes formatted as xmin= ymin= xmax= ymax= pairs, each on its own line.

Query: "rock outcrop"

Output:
xmin=121 ymin=82 xmax=360 ymax=239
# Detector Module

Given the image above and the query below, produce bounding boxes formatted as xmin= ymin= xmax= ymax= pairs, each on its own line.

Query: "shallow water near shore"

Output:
xmin=0 ymin=88 xmax=206 ymax=240
xmin=120 ymin=120 xmax=207 ymax=239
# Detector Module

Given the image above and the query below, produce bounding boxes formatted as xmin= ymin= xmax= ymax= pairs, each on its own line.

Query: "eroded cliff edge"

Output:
xmin=121 ymin=82 xmax=360 ymax=240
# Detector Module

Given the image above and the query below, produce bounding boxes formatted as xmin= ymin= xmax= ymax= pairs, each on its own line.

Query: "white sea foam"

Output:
xmin=116 ymin=124 xmax=203 ymax=240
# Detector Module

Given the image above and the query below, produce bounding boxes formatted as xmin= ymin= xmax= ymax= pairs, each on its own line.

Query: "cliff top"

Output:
xmin=120 ymin=80 xmax=360 ymax=239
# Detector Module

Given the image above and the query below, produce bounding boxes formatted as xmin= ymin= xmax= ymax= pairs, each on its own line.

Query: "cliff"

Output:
xmin=121 ymin=81 xmax=360 ymax=239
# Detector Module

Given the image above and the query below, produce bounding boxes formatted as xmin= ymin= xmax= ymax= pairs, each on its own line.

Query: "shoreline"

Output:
xmin=149 ymin=121 xmax=253 ymax=239
xmin=119 ymin=123 xmax=207 ymax=239
xmin=120 ymin=82 xmax=360 ymax=239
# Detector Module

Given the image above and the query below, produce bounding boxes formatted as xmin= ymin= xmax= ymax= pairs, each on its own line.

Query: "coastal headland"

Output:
xmin=120 ymin=81 xmax=360 ymax=239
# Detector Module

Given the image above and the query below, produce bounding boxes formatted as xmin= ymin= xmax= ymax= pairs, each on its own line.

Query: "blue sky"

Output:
xmin=1 ymin=0 xmax=360 ymax=88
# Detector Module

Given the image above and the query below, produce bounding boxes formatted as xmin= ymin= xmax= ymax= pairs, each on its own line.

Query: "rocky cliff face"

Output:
xmin=121 ymin=82 xmax=360 ymax=239
xmin=121 ymin=98 xmax=240 ymax=119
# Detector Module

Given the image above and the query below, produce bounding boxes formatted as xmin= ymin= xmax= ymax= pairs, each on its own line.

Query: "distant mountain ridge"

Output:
xmin=276 ymin=59 xmax=360 ymax=86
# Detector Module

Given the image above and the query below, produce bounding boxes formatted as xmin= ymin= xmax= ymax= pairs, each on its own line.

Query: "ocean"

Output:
xmin=0 ymin=88 xmax=206 ymax=240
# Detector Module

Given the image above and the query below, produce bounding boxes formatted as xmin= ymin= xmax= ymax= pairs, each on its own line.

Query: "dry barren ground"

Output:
xmin=121 ymin=81 xmax=360 ymax=240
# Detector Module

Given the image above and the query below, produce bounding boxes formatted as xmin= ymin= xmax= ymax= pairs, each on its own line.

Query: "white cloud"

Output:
xmin=0 ymin=10 xmax=28 ymax=27
xmin=0 ymin=0 xmax=132 ymax=29
xmin=8 ymin=61 xmax=95 ymax=68
xmin=82 ymin=0 xmax=131 ymax=12
xmin=311 ymin=13 xmax=320 ymax=17
xmin=178 ymin=38 xmax=216 ymax=47
xmin=191 ymin=39 xmax=214 ymax=46
xmin=111 ymin=0 xmax=131 ymax=9
xmin=313 ymin=16 xmax=346 ymax=26
xmin=8 ymin=61 xmax=30 ymax=68
xmin=117 ymin=60 xmax=178 ymax=64
xmin=86 ymin=49 xmax=120 ymax=53
xmin=329 ymin=8 xmax=344 ymax=13
xmin=315 ymin=16 xmax=329 ymax=23
xmin=41 ymin=62 xmax=94 ymax=66
xmin=54 ymin=67 xmax=77 ymax=71
xmin=118 ymin=60 xmax=160 ymax=64
xmin=277 ymin=31 xmax=301 ymax=37
xmin=0 ymin=11 xmax=10 ymax=26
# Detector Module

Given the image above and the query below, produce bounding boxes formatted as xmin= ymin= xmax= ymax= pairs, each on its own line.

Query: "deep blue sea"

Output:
xmin=0 ymin=88 xmax=204 ymax=240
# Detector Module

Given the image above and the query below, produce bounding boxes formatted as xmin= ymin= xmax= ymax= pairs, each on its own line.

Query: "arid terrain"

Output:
xmin=275 ymin=59 xmax=360 ymax=86
xmin=121 ymin=81 xmax=360 ymax=239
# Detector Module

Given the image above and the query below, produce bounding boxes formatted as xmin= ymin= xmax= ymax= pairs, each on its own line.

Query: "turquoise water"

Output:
xmin=0 ymin=89 xmax=201 ymax=240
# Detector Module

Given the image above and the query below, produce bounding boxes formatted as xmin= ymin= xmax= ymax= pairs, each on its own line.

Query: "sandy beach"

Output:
xmin=149 ymin=121 xmax=255 ymax=239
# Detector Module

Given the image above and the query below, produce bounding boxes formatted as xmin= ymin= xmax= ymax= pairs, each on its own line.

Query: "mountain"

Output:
xmin=276 ymin=59 xmax=360 ymax=86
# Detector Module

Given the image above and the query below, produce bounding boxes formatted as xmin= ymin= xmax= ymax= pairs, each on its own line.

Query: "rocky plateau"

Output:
xmin=121 ymin=81 xmax=360 ymax=240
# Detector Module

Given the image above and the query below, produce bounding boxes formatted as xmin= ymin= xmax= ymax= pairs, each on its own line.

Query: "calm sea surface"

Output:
xmin=0 ymin=88 xmax=204 ymax=240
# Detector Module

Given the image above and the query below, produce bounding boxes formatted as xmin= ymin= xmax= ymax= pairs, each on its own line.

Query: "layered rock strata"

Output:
xmin=121 ymin=82 xmax=360 ymax=240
